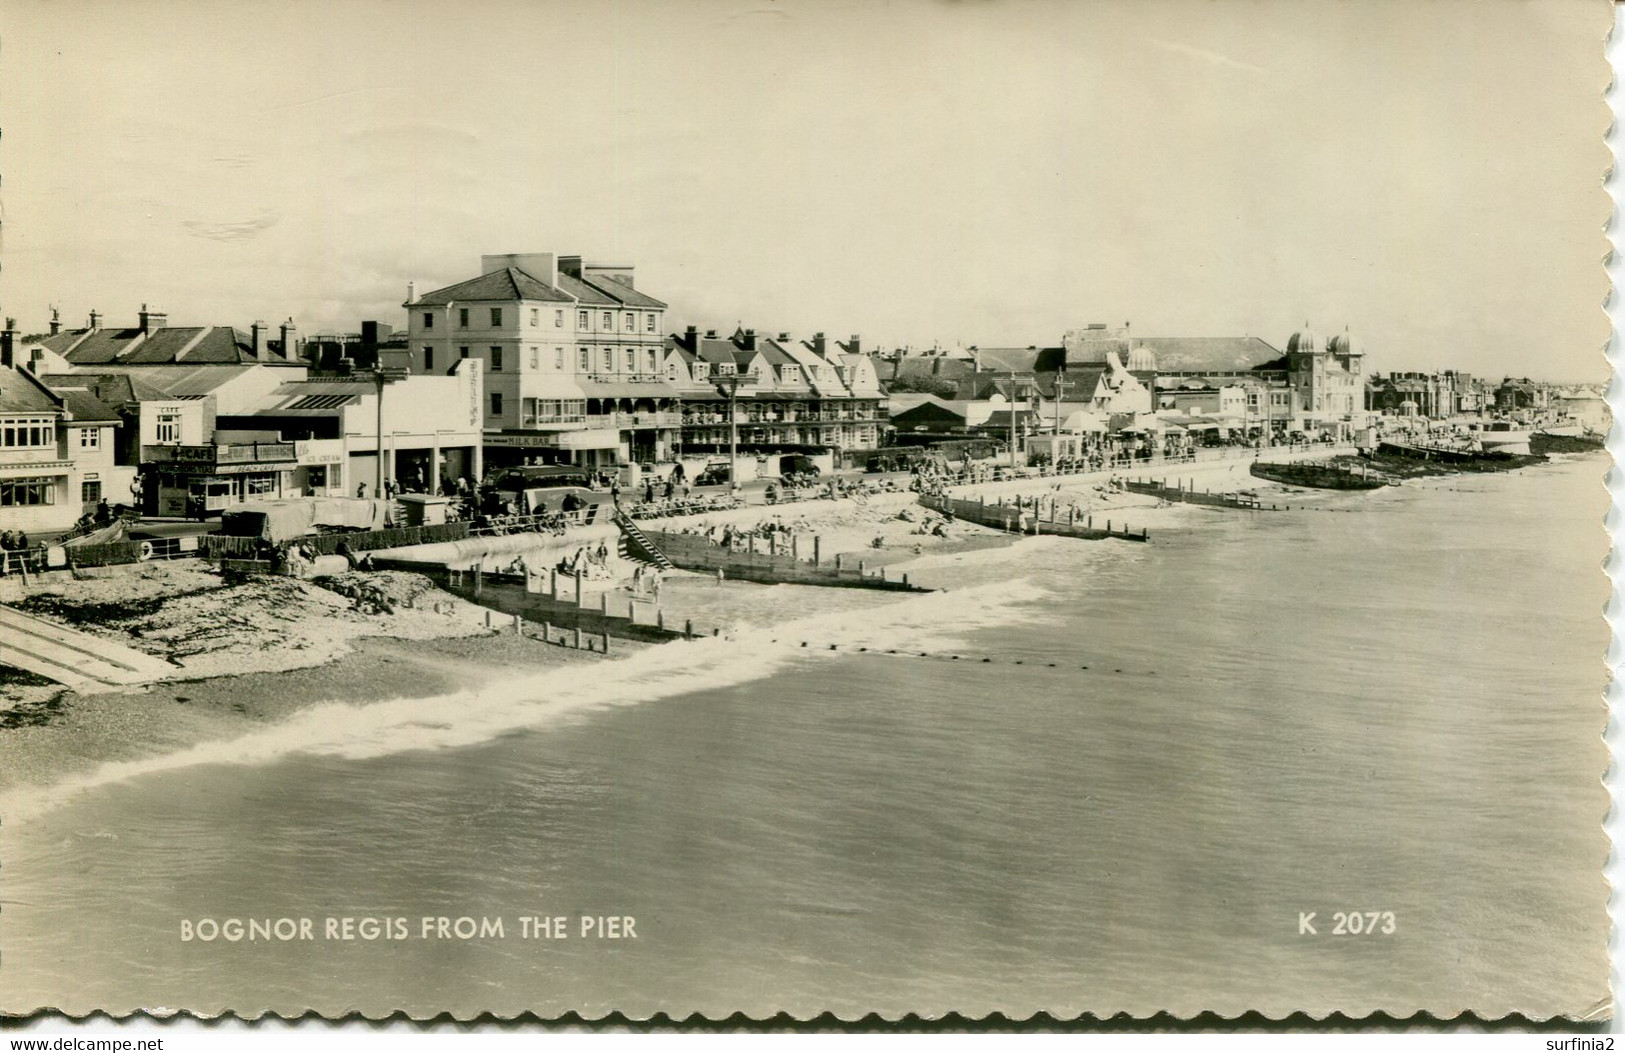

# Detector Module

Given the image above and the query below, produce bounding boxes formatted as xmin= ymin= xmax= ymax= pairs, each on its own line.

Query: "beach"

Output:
xmin=0 ymin=565 xmax=621 ymax=797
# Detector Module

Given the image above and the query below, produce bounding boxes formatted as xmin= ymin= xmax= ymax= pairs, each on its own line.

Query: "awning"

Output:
xmin=576 ymin=378 xmax=679 ymax=399
xmin=525 ymin=376 xmax=587 ymax=400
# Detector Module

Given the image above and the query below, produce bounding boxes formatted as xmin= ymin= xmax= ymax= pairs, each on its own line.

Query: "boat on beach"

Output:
xmin=1474 ymin=421 xmax=1532 ymax=456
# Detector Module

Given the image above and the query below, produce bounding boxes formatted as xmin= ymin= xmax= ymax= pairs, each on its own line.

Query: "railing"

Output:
xmin=519 ymin=413 xmax=587 ymax=428
xmin=588 ymin=411 xmax=682 ymax=429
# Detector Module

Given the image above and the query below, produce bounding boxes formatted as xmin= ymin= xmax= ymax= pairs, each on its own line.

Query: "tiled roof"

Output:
xmin=57 ymin=327 xmax=144 ymax=364
xmin=59 ymin=325 xmax=266 ymax=366
xmin=1132 ymin=337 xmax=1283 ymax=373
xmin=581 ymin=273 xmax=667 ymax=310
xmin=410 ymin=268 xmax=574 ymax=306
xmin=55 ymin=388 xmax=121 ymax=423
xmin=971 ymin=347 xmax=1066 ymax=374
xmin=41 ymin=371 xmax=167 ymax=406
xmin=99 ymin=364 xmax=257 ymax=398
xmin=0 ymin=365 xmax=62 ymax=414
xmin=554 ymin=272 xmax=619 ymax=306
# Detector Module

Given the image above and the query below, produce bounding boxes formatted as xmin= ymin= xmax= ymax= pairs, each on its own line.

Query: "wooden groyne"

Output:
xmin=1121 ymin=478 xmax=1287 ymax=511
xmin=637 ymin=529 xmax=933 ymax=591
xmin=922 ymin=493 xmax=1148 ymax=542
xmin=438 ymin=565 xmax=702 ymax=647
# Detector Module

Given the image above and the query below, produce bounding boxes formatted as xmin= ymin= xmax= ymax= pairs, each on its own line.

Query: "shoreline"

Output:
xmin=1 ymin=446 xmax=1595 ymax=805
xmin=0 ymin=627 xmax=630 ymax=799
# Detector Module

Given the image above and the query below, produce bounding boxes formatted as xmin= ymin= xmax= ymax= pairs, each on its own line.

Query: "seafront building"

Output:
xmin=404 ymin=253 xmax=678 ymax=472
xmin=0 ymin=326 xmax=131 ymax=533
xmin=664 ymin=327 xmax=885 ymax=473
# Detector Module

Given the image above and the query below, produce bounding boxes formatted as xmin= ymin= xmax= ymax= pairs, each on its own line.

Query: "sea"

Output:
xmin=0 ymin=455 xmax=1609 ymax=1020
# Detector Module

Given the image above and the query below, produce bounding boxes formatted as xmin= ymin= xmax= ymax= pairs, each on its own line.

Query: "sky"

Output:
xmin=3 ymin=0 xmax=1612 ymax=380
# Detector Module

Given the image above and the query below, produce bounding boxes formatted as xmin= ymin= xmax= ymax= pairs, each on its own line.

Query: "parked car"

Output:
xmin=694 ymin=464 xmax=731 ymax=487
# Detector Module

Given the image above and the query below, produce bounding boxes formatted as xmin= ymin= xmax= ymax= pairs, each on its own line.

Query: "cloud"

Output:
xmin=180 ymin=209 xmax=281 ymax=241
xmin=1152 ymin=39 xmax=1267 ymax=77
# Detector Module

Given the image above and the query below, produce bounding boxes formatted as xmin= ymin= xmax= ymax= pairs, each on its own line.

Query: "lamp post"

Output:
xmin=372 ymin=358 xmax=409 ymax=498
xmin=715 ymin=373 xmax=747 ymax=494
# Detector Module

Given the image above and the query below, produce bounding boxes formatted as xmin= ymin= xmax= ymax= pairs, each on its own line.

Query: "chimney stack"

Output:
xmin=0 ymin=318 xmax=13 ymax=368
xmin=139 ymin=303 xmax=167 ymax=334
xmin=48 ymin=306 xmax=61 ymax=337
xmin=741 ymin=328 xmax=757 ymax=351
xmin=251 ymin=320 xmax=268 ymax=358
xmin=848 ymin=334 xmax=861 ymax=355
xmin=279 ymin=317 xmax=298 ymax=360
xmin=88 ymin=309 xmax=102 ymax=330
xmin=683 ymin=325 xmax=699 ymax=351
xmin=705 ymin=329 xmax=718 ymax=339
xmin=407 ymin=281 xmax=417 ymax=304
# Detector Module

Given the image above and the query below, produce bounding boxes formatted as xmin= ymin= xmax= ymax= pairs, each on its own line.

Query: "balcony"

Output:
xmin=519 ymin=413 xmax=588 ymax=429
xmin=588 ymin=410 xmax=682 ymax=430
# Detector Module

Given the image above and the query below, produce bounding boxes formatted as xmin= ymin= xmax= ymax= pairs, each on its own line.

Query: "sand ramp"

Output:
xmin=0 ymin=604 xmax=175 ymax=691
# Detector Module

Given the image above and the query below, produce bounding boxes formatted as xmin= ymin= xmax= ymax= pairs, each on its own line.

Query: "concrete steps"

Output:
xmin=0 ymin=604 xmax=175 ymax=691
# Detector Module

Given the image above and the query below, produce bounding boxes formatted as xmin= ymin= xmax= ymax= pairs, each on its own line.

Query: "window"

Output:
xmin=624 ymin=313 xmax=634 ymax=330
xmin=460 ymin=346 xmax=470 ymax=359
xmin=646 ymin=314 xmax=656 ymax=333
xmin=306 ymin=466 xmax=327 ymax=490
xmin=81 ymin=480 xmax=101 ymax=505
xmin=0 ymin=478 xmax=53 ymax=506
xmin=1 ymin=417 xmax=54 ymax=448
xmin=529 ymin=347 xmax=539 ymax=370
xmin=530 ymin=308 xmax=539 ymax=327
xmin=578 ymin=310 xmax=589 ymax=328
xmin=245 ymin=476 xmax=276 ymax=496
xmin=667 ymin=363 xmax=678 ymax=380
xmin=491 ymin=346 xmax=504 ymax=371
xmin=490 ymin=308 xmax=503 ymax=327
xmin=491 ymin=393 xmax=504 ymax=417
xmin=625 ymin=349 xmax=636 ymax=372
xmin=424 ymin=347 xmax=435 ymax=371
xmin=78 ymin=428 xmax=100 ymax=449
xmin=459 ymin=308 xmax=470 ymax=328
xmin=155 ymin=413 xmax=181 ymax=443
xmin=602 ymin=311 xmax=613 ymax=327
xmin=423 ymin=312 xmax=435 ymax=329
xmin=555 ymin=347 xmax=564 ymax=370
xmin=603 ymin=348 xmax=613 ymax=371
xmin=579 ymin=348 xmax=589 ymax=371
xmin=555 ymin=310 xmax=564 ymax=328
xmin=647 ymin=349 xmax=658 ymax=372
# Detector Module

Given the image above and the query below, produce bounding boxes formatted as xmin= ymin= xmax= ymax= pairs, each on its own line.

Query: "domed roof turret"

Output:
xmin=1327 ymin=330 xmax=1363 ymax=356
xmin=1286 ymin=323 xmax=1324 ymax=354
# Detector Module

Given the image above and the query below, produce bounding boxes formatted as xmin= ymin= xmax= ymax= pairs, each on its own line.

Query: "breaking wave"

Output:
xmin=0 ymin=578 xmax=1050 ymax=823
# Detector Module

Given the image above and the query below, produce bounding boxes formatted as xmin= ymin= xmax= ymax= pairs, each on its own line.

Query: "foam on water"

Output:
xmin=0 ymin=577 xmax=1051 ymax=824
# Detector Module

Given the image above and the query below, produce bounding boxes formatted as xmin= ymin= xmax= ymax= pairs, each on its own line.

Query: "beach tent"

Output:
xmin=1059 ymin=409 xmax=1109 ymax=433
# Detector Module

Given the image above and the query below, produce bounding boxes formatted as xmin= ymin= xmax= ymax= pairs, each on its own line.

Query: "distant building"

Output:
xmin=34 ymin=306 xmax=308 ymax=370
